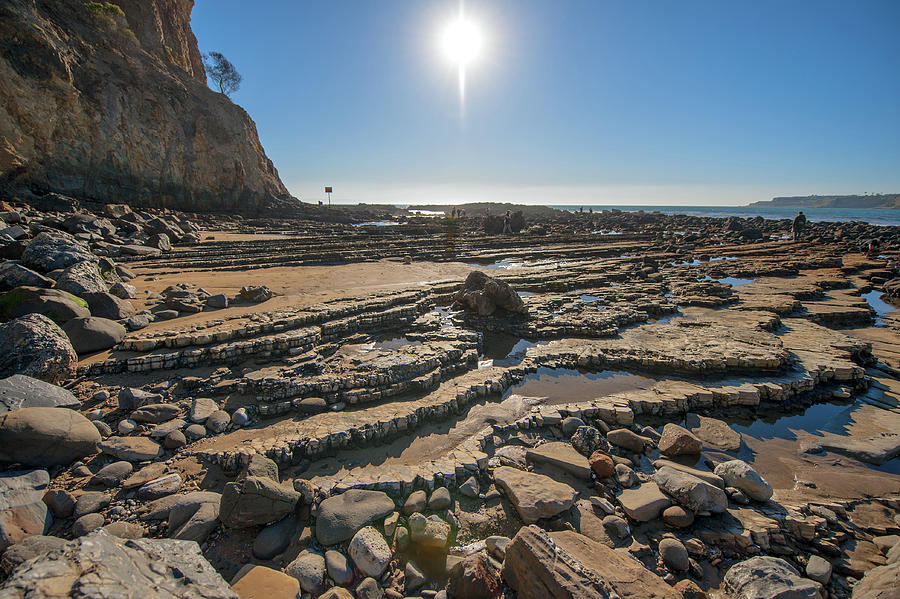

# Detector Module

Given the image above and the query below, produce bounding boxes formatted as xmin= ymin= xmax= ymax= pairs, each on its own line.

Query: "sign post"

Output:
xmin=325 ymin=186 xmax=332 ymax=207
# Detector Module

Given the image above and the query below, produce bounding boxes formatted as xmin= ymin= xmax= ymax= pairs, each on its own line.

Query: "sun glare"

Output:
xmin=440 ymin=9 xmax=484 ymax=107
xmin=442 ymin=18 xmax=483 ymax=67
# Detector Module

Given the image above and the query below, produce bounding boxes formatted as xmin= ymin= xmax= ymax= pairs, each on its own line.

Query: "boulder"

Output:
xmin=219 ymin=476 xmax=299 ymax=528
xmin=165 ymin=491 xmax=221 ymax=543
xmin=607 ymin=428 xmax=652 ymax=453
xmin=62 ymin=316 xmax=126 ymax=354
xmin=325 ymin=549 xmax=353 ymax=587
xmin=0 ymin=407 xmax=99 ymax=467
xmin=714 ymin=459 xmax=774 ymax=502
xmin=571 ymin=425 xmax=609 ymax=457
xmin=82 ymin=292 xmax=135 ymax=320
xmin=20 ymin=232 xmax=94 ymax=272
xmin=403 ymin=490 xmax=426 ymax=515
xmin=190 ymin=397 xmax=219 ymax=423
xmin=589 ymin=451 xmax=616 ymax=478
xmin=98 ymin=436 xmax=164 ymax=462
xmin=0 ymin=374 xmax=80 ymax=414
xmin=252 ymin=515 xmax=297 ymax=560
xmin=91 ymin=461 xmax=133 ymax=487
xmin=54 ymin=260 xmax=106 ymax=296
xmin=428 ymin=486 xmax=452 ymax=510
xmin=118 ymin=387 xmax=164 ymax=411
xmin=239 ymin=285 xmax=274 ymax=303
xmin=109 ymin=281 xmax=137 ymax=299
xmin=502 ymin=526 xmax=680 ymax=599
xmin=657 ymin=423 xmax=702 ymax=456
xmin=493 ymin=466 xmax=577 ymax=524
xmin=408 ymin=513 xmax=451 ymax=549
xmin=654 ymin=466 xmax=728 ymax=514
xmin=658 ymin=537 xmax=690 ymax=571
xmin=453 ymin=271 xmax=526 ymax=316
xmin=315 ymin=489 xmax=395 ymax=546
xmin=0 ymin=286 xmax=90 ymax=324
xmin=806 ymin=555 xmax=832 ymax=585
xmin=238 ymin=454 xmax=280 ymax=482
xmin=348 ymin=526 xmax=391 ymax=578
xmin=74 ymin=491 xmax=109 ymax=517
xmin=230 ymin=565 xmax=299 ymax=599
xmin=0 ymin=314 xmax=77 ymax=382
xmin=685 ymin=413 xmax=742 ymax=451
xmin=131 ymin=403 xmax=181 ymax=424
xmin=0 ymin=469 xmax=51 ymax=552
xmin=138 ymin=474 xmax=182 ymax=499
xmin=662 ymin=505 xmax=694 ymax=528
xmin=73 ymin=513 xmax=105 ymax=537
xmin=851 ymin=560 xmax=900 ymax=598
xmin=526 ymin=441 xmax=592 ymax=480
xmin=0 ymin=529 xmax=237 ymax=598
xmin=447 ymin=553 xmax=501 ymax=599
xmin=0 ymin=263 xmax=53 ymax=291
xmin=724 ymin=556 xmax=823 ymax=599
xmin=0 ymin=534 xmax=65 ymax=575
xmin=617 ymin=482 xmax=672 ymax=522
xmin=285 ymin=550 xmax=326 ymax=595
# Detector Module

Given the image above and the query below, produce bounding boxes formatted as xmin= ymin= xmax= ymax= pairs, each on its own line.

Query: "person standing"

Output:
xmin=792 ymin=210 xmax=807 ymax=241
xmin=502 ymin=209 xmax=512 ymax=234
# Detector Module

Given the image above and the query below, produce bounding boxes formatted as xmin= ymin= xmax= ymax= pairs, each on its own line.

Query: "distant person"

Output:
xmin=863 ymin=237 xmax=883 ymax=258
xmin=502 ymin=210 xmax=512 ymax=234
xmin=792 ymin=210 xmax=807 ymax=241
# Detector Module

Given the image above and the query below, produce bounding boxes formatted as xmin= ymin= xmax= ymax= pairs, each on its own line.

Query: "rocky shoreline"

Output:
xmin=1 ymin=198 xmax=899 ymax=598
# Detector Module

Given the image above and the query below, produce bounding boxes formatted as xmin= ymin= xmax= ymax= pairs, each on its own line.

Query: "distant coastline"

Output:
xmin=749 ymin=194 xmax=900 ymax=209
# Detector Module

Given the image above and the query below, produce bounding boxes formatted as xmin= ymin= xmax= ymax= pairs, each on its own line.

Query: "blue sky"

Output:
xmin=192 ymin=1 xmax=900 ymax=206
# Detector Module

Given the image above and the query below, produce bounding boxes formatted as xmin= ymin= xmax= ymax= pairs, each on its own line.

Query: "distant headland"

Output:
xmin=750 ymin=194 xmax=900 ymax=209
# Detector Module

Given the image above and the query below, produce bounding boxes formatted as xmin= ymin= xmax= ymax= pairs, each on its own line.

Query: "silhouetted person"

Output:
xmin=792 ymin=211 xmax=806 ymax=241
xmin=863 ymin=237 xmax=883 ymax=258
xmin=502 ymin=210 xmax=512 ymax=234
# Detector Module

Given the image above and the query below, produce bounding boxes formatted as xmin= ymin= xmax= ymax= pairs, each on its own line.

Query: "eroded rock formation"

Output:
xmin=0 ymin=0 xmax=291 ymax=212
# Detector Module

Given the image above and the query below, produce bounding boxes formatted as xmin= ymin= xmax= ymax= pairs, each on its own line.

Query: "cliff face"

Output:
xmin=0 ymin=0 xmax=292 ymax=212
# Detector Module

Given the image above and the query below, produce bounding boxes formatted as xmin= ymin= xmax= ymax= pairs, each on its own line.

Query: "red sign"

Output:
xmin=324 ymin=186 xmax=333 ymax=193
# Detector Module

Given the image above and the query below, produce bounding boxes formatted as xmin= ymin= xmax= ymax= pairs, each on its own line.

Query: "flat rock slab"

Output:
xmin=502 ymin=525 xmax=680 ymax=599
xmin=0 ymin=374 xmax=80 ymax=414
xmin=526 ymin=441 xmax=592 ymax=480
xmin=653 ymin=459 xmax=725 ymax=488
xmin=617 ymin=482 xmax=671 ymax=522
xmin=0 ymin=469 xmax=51 ymax=552
xmin=0 ymin=529 xmax=237 ymax=598
xmin=493 ymin=466 xmax=577 ymax=524
xmin=98 ymin=436 xmax=164 ymax=462
xmin=685 ymin=413 xmax=742 ymax=451
xmin=315 ymin=489 xmax=395 ymax=546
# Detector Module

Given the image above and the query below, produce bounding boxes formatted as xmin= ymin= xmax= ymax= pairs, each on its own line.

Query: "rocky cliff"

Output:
xmin=0 ymin=0 xmax=292 ymax=213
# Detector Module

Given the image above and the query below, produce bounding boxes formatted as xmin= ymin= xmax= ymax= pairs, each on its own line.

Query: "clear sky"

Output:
xmin=192 ymin=1 xmax=900 ymax=206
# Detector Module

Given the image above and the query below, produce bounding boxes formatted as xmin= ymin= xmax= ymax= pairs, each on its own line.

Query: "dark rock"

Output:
xmin=0 ymin=530 xmax=237 ymax=597
xmin=0 ymin=263 xmax=53 ymax=291
xmin=0 ymin=374 xmax=79 ymax=414
xmin=131 ymin=403 xmax=181 ymax=424
xmin=82 ymin=292 xmax=135 ymax=320
xmin=239 ymin=285 xmax=274 ymax=303
xmin=54 ymin=260 xmax=106 ymax=296
xmin=0 ymin=407 xmax=99 ymax=467
xmin=315 ymin=489 xmax=395 ymax=546
xmin=571 ymin=425 xmax=609 ymax=457
xmin=219 ymin=476 xmax=300 ymax=528
xmin=253 ymin=514 xmax=298 ymax=560
xmin=20 ymin=232 xmax=93 ymax=272
xmin=118 ymin=387 xmax=164 ymax=411
xmin=453 ymin=271 xmax=525 ymax=316
xmin=0 ymin=314 xmax=77 ymax=382
xmin=62 ymin=316 xmax=126 ymax=354
xmin=0 ymin=286 xmax=90 ymax=324
xmin=0 ymin=535 xmax=65 ymax=575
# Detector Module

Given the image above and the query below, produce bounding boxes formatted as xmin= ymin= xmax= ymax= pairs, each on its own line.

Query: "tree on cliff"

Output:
xmin=203 ymin=52 xmax=242 ymax=97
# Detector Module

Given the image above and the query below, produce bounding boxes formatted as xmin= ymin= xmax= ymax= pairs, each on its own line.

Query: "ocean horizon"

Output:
xmin=378 ymin=204 xmax=900 ymax=227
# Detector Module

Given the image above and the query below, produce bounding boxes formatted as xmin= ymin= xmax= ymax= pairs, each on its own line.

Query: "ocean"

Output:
xmin=550 ymin=205 xmax=900 ymax=227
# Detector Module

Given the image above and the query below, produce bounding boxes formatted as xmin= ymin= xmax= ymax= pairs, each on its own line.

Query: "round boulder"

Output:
xmin=0 ymin=314 xmax=77 ymax=383
xmin=62 ymin=317 xmax=126 ymax=354
xmin=0 ymin=407 xmax=100 ymax=467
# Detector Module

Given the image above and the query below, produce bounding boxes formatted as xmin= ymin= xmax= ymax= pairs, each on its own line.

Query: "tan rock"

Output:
xmin=231 ymin=565 xmax=300 ymax=599
xmin=493 ymin=466 xmax=577 ymax=524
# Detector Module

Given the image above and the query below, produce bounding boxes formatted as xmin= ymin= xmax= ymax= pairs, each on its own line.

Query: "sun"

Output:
xmin=440 ymin=10 xmax=485 ymax=106
xmin=442 ymin=17 xmax=483 ymax=67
